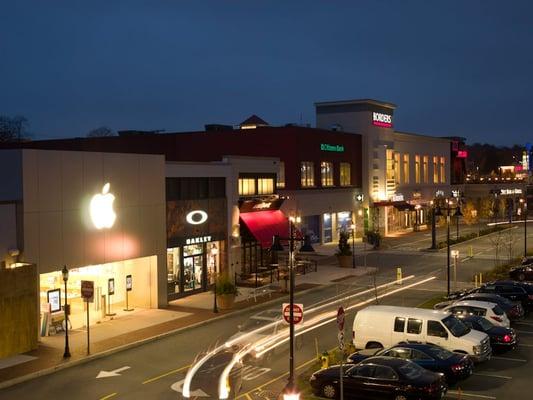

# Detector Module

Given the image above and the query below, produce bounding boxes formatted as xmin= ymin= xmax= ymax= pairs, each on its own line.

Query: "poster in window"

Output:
xmin=47 ymin=289 xmax=61 ymax=313
xmin=108 ymin=278 xmax=115 ymax=295
xmin=126 ymin=275 xmax=132 ymax=291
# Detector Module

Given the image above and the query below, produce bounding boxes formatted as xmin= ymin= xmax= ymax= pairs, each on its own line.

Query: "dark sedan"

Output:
xmin=478 ymin=281 xmax=532 ymax=310
xmin=347 ymin=343 xmax=473 ymax=382
xmin=459 ymin=315 xmax=519 ymax=351
xmin=309 ymin=356 xmax=447 ymax=400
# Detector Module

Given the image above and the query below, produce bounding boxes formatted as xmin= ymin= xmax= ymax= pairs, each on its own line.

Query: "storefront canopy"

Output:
xmin=373 ymin=201 xmax=416 ymax=211
xmin=239 ymin=210 xmax=289 ymax=249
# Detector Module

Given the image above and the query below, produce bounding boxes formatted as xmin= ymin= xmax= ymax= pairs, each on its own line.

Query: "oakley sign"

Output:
xmin=186 ymin=210 xmax=208 ymax=225
xmin=372 ymin=112 xmax=393 ymax=128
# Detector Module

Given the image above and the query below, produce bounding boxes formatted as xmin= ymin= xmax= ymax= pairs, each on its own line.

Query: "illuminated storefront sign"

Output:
xmin=320 ymin=143 xmax=345 ymax=152
xmin=500 ymin=188 xmax=523 ymax=195
xmin=253 ymin=202 xmax=272 ymax=210
xmin=457 ymin=150 xmax=468 ymax=158
xmin=391 ymin=194 xmax=404 ymax=202
xmin=372 ymin=112 xmax=393 ymax=128
xmin=185 ymin=235 xmax=212 ymax=245
xmin=90 ymin=183 xmax=117 ymax=229
xmin=186 ymin=210 xmax=208 ymax=225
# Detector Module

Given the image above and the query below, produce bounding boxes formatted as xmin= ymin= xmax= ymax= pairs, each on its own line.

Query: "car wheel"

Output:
xmin=518 ymin=272 xmax=526 ymax=281
xmin=322 ymin=383 xmax=337 ymax=399
xmin=394 ymin=394 xmax=408 ymax=400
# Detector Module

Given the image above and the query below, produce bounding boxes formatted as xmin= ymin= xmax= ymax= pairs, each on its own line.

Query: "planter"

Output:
xmin=337 ymin=255 xmax=353 ymax=268
xmin=217 ymin=293 xmax=236 ymax=310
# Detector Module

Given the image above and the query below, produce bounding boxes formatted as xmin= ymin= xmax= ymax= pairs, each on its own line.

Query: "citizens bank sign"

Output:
xmin=372 ymin=112 xmax=393 ymax=128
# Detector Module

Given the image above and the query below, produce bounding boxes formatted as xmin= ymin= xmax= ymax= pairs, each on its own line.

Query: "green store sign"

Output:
xmin=320 ymin=143 xmax=345 ymax=152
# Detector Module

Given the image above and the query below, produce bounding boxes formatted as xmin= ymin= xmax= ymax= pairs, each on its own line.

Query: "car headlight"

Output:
xmin=473 ymin=345 xmax=482 ymax=354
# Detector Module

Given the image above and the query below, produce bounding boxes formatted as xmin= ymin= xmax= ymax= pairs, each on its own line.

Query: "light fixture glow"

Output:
xmin=90 ymin=183 xmax=116 ymax=229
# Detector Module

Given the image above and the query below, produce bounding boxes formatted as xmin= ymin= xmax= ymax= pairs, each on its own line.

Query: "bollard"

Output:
xmin=474 ymin=274 xmax=478 ymax=288
xmin=479 ymin=272 xmax=483 ymax=286
xmin=396 ymin=267 xmax=403 ymax=285
xmin=469 ymin=245 xmax=473 ymax=258
xmin=320 ymin=351 xmax=329 ymax=369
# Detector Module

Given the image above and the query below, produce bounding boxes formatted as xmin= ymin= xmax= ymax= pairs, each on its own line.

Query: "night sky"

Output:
xmin=1 ymin=1 xmax=532 ymax=145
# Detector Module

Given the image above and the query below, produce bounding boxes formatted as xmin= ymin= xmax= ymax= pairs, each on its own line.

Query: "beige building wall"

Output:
xmin=18 ymin=149 xmax=167 ymax=308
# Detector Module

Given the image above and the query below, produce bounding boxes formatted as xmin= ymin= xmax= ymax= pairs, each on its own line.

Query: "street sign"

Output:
xmin=282 ymin=303 xmax=304 ymax=324
xmin=338 ymin=331 xmax=344 ymax=350
xmin=336 ymin=306 xmax=345 ymax=331
xmin=81 ymin=280 xmax=94 ymax=302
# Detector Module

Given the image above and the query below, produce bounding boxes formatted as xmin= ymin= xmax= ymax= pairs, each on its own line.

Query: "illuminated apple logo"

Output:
xmin=90 ymin=183 xmax=116 ymax=229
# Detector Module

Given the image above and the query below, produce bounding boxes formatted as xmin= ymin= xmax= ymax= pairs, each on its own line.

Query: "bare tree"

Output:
xmin=0 ymin=115 xmax=29 ymax=142
xmin=86 ymin=126 xmax=115 ymax=137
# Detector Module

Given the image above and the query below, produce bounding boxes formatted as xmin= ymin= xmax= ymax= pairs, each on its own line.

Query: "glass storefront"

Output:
xmin=323 ymin=213 xmax=332 ymax=243
xmin=167 ymin=240 xmax=222 ymax=300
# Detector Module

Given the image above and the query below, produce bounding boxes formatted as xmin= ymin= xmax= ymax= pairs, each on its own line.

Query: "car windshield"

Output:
xmin=426 ymin=346 xmax=454 ymax=360
xmin=442 ymin=315 xmax=470 ymax=337
xmin=476 ymin=318 xmax=494 ymax=331
xmin=398 ymin=362 xmax=424 ymax=380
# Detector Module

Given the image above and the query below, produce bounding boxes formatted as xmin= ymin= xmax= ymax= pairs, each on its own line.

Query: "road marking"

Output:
xmin=142 ymin=364 xmax=191 ymax=385
xmin=241 ymin=366 xmax=271 ymax=381
xmin=171 ymin=379 xmax=209 ymax=397
xmin=448 ymin=391 xmax=496 ymax=399
xmin=96 ymin=366 xmax=131 ymax=379
xmin=514 ymin=321 xmax=533 ymax=327
xmin=98 ymin=393 xmax=118 ymax=400
xmin=518 ymin=343 xmax=533 ymax=347
xmin=473 ymin=372 xmax=512 ymax=379
xmin=491 ymin=356 xmax=527 ymax=362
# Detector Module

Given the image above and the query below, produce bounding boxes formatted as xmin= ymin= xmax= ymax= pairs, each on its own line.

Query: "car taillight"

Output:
xmin=503 ymin=334 xmax=512 ymax=343
xmin=491 ymin=315 xmax=503 ymax=322
xmin=451 ymin=364 xmax=463 ymax=372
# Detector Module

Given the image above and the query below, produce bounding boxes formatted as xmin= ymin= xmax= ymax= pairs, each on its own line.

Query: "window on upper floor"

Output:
xmin=394 ymin=152 xmax=401 ymax=185
xmin=340 ymin=162 xmax=351 ymax=186
xmin=415 ymin=155 xmax=420 ymax=184
xmin=238 ymin=178 xmax=256 ymax=196
xmin=386 ymin=149 xmax=395 ymax=181
xmin=402 ymin=154 xmax=410 ymax=184
xmin=321 ymin=161 xmax=334 ymax=187
xmin=423 ymin=156 xmax=429 ymax=183
xmin=257 ymin=178 xmax=274 ymax=194
xmin=276 ymin=161 xmax=285 ymax=189
xmin=300 ymin=161 xmax=315 ymax=187
xmin=440 ymin=157 xmax=446 ymax=183
xmin=433 ymin=156 xmax=439 ymax=183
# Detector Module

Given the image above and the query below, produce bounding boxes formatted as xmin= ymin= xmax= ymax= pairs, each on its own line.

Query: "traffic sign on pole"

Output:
xmin=338 ymin=331 xmax=344 ymax=350
xmin=81 ymin=280 xmax=94 ymax=303
xmin=282 ymin=303 xmax=304 ymax=324
xmin=336 ymin=306 xmax=345 ymax=331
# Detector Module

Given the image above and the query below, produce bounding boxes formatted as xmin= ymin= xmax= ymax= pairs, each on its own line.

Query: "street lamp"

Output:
xmin=350 ymin=223 xmax=356 ymax=269
xmin=61 ymin=265 xmax=71 ymax=358
xmin=520 ymin=198 xmax=527 ymax=258
xmin=430 ymin=200 xmax=437 ymax=250
xmin=271 ymin=216 xmax=313 ymax=400
xmin=211 ymin=244 xmax=219 ymax=313
xmin=435 ymin=202 xmax=462 ymax=296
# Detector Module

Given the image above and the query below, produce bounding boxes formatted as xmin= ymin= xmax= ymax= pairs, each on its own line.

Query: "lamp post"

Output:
xmin=435 ymin=201 xmax=462 ymax=296
xmin=271 ymin=216 xmax=314 ymax=400
xmin=211 ymin=245 xmax=219 ymax=313
xmin=350 ymin=223 xmax=356 ymax=269
xmin=521 ymin=198 xmax=527 ymax=258
xmin=430 ymin=200 xmax=437 ymax=250
xmin=61 ymin=265 xmax=71 ymax=358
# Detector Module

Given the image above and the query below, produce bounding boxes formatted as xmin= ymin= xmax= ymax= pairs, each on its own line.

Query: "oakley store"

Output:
xmin=166 ymin=177 xmax=227 ymax=300
xmin=0 ymin=149 xmax=167 ymax=334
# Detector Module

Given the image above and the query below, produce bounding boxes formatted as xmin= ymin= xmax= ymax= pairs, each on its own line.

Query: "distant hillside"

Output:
xmin=467 ymin=143 xmax=523 ymax=174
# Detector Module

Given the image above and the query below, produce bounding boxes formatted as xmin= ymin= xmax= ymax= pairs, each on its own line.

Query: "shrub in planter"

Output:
xmin=336 ymin=231 xmax=353 ymax=267
xmin=214 ymin=274 xmax=239 ymax=309
xmin=366 ymin=231 xmax=381 ymax=249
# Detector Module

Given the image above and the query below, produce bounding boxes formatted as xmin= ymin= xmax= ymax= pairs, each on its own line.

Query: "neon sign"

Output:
xmin=90 ymin=183 xmax=116 ymax=229
xmin=320 ymin=143 xmax=345 ymax=152
xmin=186 ymin=210 xmax=208 ymax=225
xmin=372 ymin=112 xmax=393 ymax=128
xmin=457 ymin=150 xmax=468 ymax=158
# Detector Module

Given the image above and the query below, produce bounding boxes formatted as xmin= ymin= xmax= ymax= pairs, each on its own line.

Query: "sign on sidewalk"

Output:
xmin=81 ymin=280 xmax=94 ymax=303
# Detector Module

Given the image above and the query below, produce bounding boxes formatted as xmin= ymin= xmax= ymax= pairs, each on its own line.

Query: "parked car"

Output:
xmin=347 ymin=343 xmax=473 ymax=382
xmin=309 ymin=356 xmax=447 ymax=400
xmin=352 ymin=306 xmax=491 ymax=362
xmin=478 ymin=281 xmax=531 ymax=310
xmin=458 ymin=315 xmax=518 ymax=351
xmin=509 ymin=264 xmax=533 ymax=282
xmin=460 ymin=292 xmax=524 ymax=321
xmin=491 ymin=280 xmax=533 ymax=310
xmin=441 ymin=300 xmax=510 ymax=328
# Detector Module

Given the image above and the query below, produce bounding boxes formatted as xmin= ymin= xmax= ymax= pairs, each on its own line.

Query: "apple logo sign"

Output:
xmin=90 ymin=183 xmax=116 ymax=229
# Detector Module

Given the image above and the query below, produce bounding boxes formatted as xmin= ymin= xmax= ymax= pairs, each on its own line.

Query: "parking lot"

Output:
xmin=442 ymin=316 xmax=533 ymax=399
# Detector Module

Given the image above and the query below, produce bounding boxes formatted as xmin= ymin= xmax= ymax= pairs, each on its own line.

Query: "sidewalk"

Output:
xmin=0 ymin=261 xmax=374 ymax=389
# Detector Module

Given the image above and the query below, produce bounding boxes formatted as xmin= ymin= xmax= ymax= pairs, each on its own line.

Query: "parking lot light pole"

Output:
xmin=61 ymin=265 xmax=71 ymax=358
xmin=430 ymin=200 xmax=437 ymax=250
xmin=435 ymin=202 xmax=462 ymax=296
xmin=521 ymin=198 xmax=527 ymax=258
xmin=350 ymin=223 xmax=356 ymax=269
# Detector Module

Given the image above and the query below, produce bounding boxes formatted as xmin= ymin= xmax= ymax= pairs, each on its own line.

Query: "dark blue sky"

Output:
xmin=1 ymin=1 xmax=532 ymax=145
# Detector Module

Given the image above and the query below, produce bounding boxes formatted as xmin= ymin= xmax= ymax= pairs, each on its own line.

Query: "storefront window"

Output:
xmin=167 ymin=247 xmax=181 ymax=294
xmin=403 ymin=154 xmax=410 ymax=184
xmin=301 ymin=161 xmax=315 ymax=187
xmin=321 ymin=161 xmax=334 ymax=186
xmin=386 ymin=150 xmax=395 ymax=181
xmin=423 ymin=156 xmax=429 ymax=183
xmin=323 ymin=213 xmax=332 ymax=243
xmin=415 ymin=155 xmax=420 ymax=184
xmin=277 ymin=161 xmax=285 ymax=188
xmin=440 ymin=157 xmax=446 ymax=183
xmin=239 ymin=178 xmax=256 ymax=196
xmin=257 ymin=178 xmax=274 ymax=194
xmin=183 ymin=244 xmax=204 ymax=292
xmin=340 ymin=162 xmax=351 ymax=186
xmin=337 ymin=211 xmax=352 ymax=232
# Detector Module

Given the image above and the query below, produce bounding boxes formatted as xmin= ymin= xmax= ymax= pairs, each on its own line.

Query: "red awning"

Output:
xmin=239 ymin=210 xmax=289 ymax=248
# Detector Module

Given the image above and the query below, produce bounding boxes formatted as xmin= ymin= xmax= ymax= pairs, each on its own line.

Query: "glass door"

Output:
xmin=182 ymin=243 xmax=206 ymax=293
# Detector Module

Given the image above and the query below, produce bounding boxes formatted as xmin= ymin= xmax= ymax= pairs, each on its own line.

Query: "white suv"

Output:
xmin=442 ymin=300 xmax=510 ymax=328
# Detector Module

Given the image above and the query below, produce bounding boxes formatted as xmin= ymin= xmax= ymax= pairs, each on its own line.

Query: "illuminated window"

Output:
xmin=394 ymin=152 xmax=401 ymax=185
xmin=257 ymin=178 xmax=274 ymax=194
xmin=301 ymin=161 xmax=315 ymax=187
xmin=415 ymin=155 xmax=420 ymax=184
xmin=277 ymin=161 xmax=285 ymax=188
xmin=321 ymin=161 xmax=334 ymax=186
xmin=238 ymin=178 xmax=256 ymax=196
xmin=403 ymin=154 xmax=410 ymax=184
xmin=440 ymin=157 xmax=446 ymax=183
xmin=386 ymin=150 xmax=395 ymax=181
xmin=423 ymin=156 xmax=429 ymax=183
xmin=433 ymin=156 xmax=438 ymax=183
xmin=340 ymin=162 xmax=351 ymax=186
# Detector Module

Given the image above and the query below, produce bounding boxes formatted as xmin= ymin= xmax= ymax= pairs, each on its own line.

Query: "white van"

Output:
xmin=353 ymin=306 xmax=491 ymax=362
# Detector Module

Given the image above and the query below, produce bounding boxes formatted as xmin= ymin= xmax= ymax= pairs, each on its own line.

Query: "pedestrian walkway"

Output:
xmin=0 ymin=258 xmax=375 ymax=389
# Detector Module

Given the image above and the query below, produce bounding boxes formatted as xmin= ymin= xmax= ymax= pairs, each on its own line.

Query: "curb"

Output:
xmin=0 ymin=270 xmax=371 ymax=390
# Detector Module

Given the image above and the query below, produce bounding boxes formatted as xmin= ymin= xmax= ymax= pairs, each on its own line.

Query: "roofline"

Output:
xmin=394 ymin=130 xmax=452 ymax=143
xmin=314 ymin=98 xmax=397 ymax=109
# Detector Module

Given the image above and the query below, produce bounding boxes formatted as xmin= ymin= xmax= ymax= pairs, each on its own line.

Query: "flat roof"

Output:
xmin=314 ymin=98 xmax=397 ymax=109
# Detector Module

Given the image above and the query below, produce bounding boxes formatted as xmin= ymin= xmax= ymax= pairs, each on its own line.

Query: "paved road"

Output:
xmin=0 ymin=231 xmax=528 ymax=400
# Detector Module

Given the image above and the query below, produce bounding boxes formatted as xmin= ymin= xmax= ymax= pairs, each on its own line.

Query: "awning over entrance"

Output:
xmin=373 ymin=201 xmax=416 ymax=211
xmin=239 ymin=210 xmax=289 ymax=248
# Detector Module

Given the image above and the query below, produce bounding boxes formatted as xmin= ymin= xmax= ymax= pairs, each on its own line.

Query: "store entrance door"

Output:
xmin=183 ymin=254 xmax=205 ymax=293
